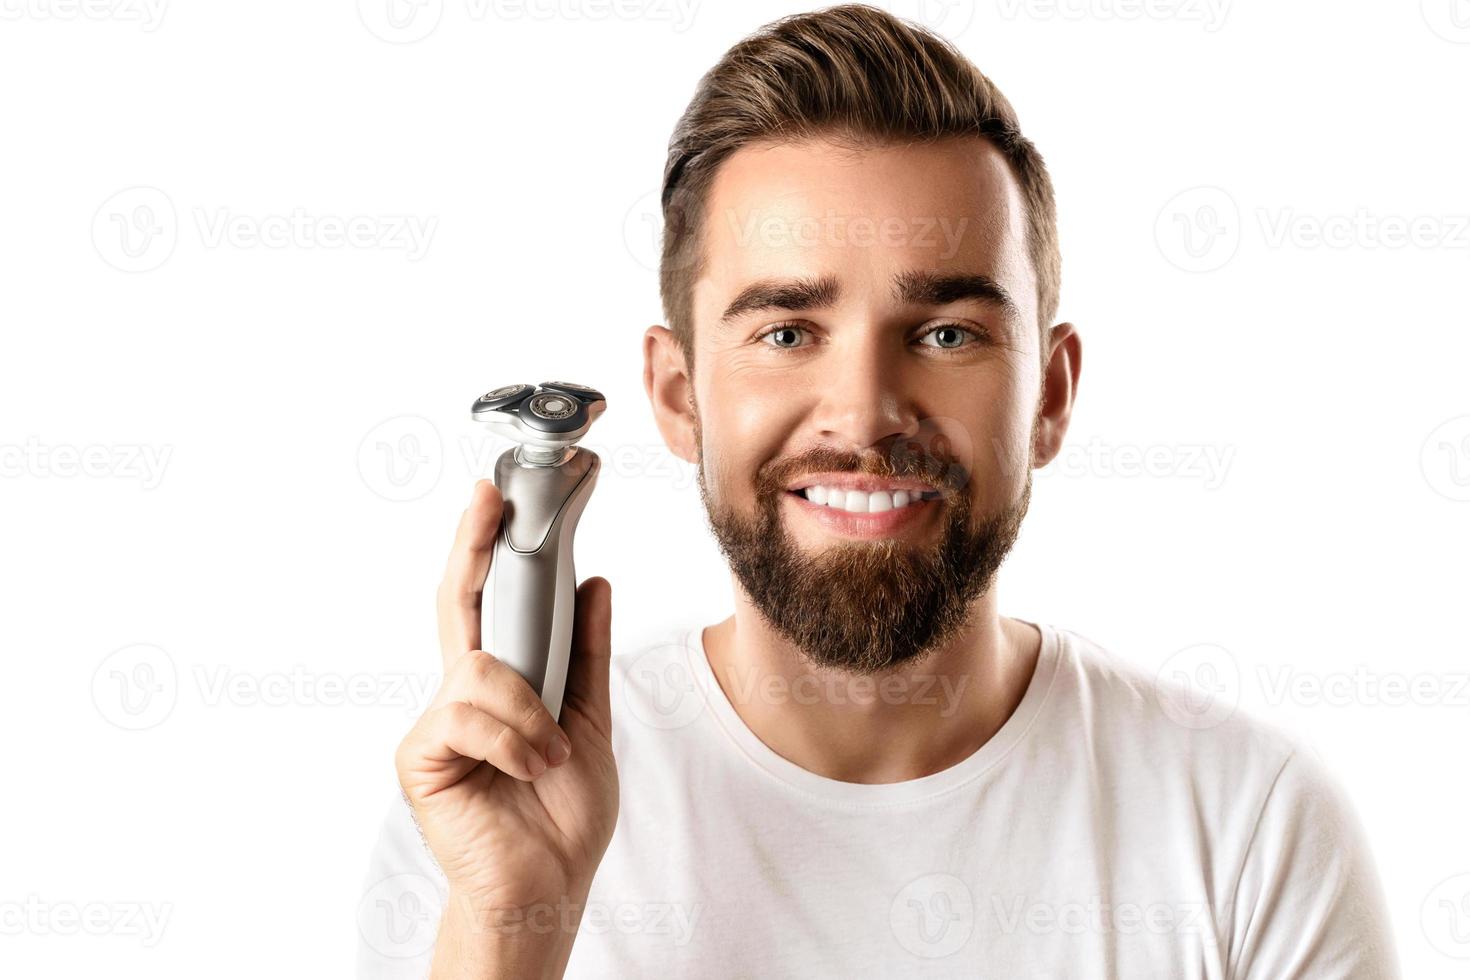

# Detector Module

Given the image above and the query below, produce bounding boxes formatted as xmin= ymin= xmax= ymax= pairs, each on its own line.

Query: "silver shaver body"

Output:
xmin=472 ymin=382 xmax=605 ymax=721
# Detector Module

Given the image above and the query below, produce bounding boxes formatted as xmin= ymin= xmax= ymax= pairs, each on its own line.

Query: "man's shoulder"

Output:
xmin=1043 ymin=623 xmax=1315 ymax=795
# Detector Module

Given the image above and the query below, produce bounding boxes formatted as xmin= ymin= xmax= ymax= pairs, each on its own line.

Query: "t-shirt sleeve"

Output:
xmin=355 ymin=789 xmax=450 ymax=980
xmin=1225 ymin=747 xmax=1401 ymax=980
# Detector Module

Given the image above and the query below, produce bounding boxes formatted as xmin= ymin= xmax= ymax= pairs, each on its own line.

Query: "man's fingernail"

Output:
xmin=527 ymin=753 xmax=547 ymax=776
xmin=546 ymin=736 xmax=571 ymax=766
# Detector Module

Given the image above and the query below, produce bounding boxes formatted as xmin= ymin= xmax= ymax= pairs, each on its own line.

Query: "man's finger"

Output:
xmin=563 ymin=576 xmax=613 ymax=740
xmin=436 ymin=479 xmax=502 ymax=671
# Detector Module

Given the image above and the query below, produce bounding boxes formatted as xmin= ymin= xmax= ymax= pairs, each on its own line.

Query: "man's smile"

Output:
xmin=783 ymin=484 xmax=940 ymax=539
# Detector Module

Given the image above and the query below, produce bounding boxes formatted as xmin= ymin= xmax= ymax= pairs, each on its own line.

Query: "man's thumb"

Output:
xmin=565 ymin=576 xmax=613 ymax=738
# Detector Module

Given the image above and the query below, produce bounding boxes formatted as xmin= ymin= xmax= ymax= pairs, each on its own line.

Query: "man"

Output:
xmin=360 ymin=5 xmax=1400 ymax=977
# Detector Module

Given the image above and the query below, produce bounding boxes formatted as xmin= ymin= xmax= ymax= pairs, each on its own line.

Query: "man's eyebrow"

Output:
xmin=720 ymin=275 xmax=841 ymax=323
xmin=892 ymin=270 xmax=1021 ymax=321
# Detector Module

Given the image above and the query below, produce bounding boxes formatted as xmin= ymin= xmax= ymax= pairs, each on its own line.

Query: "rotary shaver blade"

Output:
xmin=472 ymin=381 xmax=606 ymax=464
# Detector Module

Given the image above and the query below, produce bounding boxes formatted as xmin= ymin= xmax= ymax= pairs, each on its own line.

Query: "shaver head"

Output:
xmin=472 ymin=381 xmax=606 ymax=465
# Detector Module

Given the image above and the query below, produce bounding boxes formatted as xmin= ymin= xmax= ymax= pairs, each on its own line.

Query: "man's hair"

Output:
xmin=659 ymin=3 xmax=1061 ymax=359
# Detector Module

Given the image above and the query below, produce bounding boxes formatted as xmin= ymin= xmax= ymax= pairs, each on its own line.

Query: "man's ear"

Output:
xmin=643 ymin=325 xmax=698 ymax=464
xmin=1031 ymin=322 xmax=1081 ymax=468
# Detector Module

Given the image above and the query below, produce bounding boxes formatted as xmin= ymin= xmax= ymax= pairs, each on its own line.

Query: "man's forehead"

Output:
xmin=705 ymin=136 xmax=1020 ymax=243
xmin=695 ymin=135 xmax=1033 ymax=316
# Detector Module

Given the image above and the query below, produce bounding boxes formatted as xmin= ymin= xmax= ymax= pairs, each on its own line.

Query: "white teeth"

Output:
xmin=800 ymin=486 xmax=926 ymax=513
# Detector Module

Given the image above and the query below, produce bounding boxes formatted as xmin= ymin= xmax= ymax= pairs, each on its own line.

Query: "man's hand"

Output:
xmin=395 ymin=479 xmax=619 ymax=979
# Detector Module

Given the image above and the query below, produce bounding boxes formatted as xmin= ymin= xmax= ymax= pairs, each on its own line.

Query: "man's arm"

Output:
xmin=1225 ymin=746 xmax=1401 ymax=979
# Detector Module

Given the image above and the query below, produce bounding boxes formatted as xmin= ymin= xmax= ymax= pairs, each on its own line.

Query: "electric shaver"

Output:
xmin=471 ymin=381 xmax=605 ymax=721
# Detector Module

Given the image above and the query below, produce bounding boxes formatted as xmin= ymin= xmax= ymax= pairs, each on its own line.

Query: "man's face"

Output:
xmin=686 ymin=135 xmax=1045 ymax=674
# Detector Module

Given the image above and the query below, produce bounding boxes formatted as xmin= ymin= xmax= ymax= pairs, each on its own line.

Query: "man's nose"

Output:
xmin=807 ymin=335 xmax=921 ymax=451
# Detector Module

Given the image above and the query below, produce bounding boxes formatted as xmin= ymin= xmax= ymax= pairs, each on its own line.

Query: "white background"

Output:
xmin=2 ymin=1 xmax=1467 ymax=976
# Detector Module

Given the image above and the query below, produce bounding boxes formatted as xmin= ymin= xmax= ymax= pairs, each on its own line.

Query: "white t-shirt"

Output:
xmin=357 ymin=620 xmax=1400 ymax=979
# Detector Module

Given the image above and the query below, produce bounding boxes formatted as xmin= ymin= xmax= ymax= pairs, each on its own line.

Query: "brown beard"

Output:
xmin=697 ymin=429 xmax=1033 ymax=675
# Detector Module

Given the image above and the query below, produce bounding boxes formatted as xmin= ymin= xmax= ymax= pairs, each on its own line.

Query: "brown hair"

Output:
xmin=659 ymin=3 xmax=1060 ymax=359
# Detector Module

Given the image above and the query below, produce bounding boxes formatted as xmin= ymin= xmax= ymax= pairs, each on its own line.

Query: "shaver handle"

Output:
xmin=489 ymin=447 xmax=600 ymax=721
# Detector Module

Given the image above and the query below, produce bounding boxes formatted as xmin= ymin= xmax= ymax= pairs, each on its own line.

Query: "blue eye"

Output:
xmin=918 ymin=324 xmax=979 ymax=350
xmin=758 ymin=324 xmax=808 ymax=349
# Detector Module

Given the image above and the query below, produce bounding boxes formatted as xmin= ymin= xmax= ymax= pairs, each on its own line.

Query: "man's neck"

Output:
xmin=701 ymin=585 xmax=1042 ymax=784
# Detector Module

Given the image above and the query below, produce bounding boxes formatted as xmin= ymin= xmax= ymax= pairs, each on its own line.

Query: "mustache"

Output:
xmin=755 ymin=437 xmax=970 ymax=501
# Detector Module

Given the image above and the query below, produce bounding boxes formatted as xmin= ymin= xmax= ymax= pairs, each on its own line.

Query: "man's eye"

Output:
xmin=758 ymin=324 xmax=809 ymax=349
xmin=918 ymin=324 xmax=980 ymax=350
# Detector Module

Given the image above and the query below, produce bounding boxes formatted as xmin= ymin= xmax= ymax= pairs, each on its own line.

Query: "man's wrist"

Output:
xmin=430 ymin=886 xmax=592 ymax=980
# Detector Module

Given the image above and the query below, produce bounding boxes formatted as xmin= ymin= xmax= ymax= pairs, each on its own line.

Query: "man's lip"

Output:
xmin=784 ymin=473 xmax=938 ymax=494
